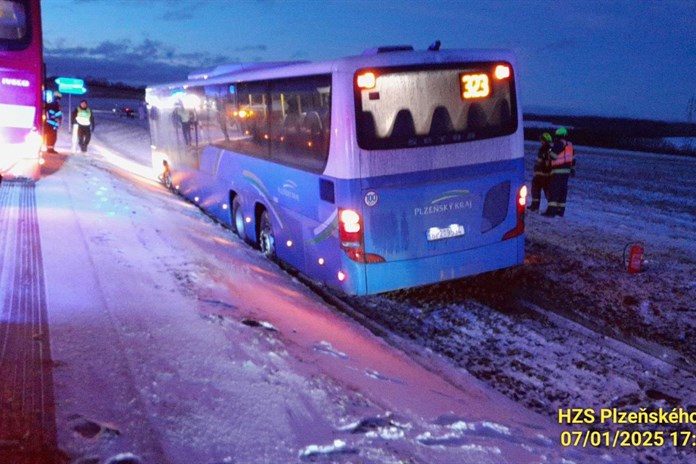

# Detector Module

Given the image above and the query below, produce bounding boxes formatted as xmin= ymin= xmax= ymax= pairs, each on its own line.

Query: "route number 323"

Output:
xmin=460 ymin=73 xmax=490 ymax=99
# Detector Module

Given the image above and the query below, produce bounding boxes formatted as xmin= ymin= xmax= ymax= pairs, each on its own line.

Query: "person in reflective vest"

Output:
xmin=543 ymin=127 xmax=574 ymax=217
xmin=529 ymin=132 xmax=552 ymax=212
xmin=174 ymin=103 xmax=193 ymax=145
xmin=71 ymin=99 xmax=95 ymax=153
xmin=44 ymin=91 xmax=63 ymax=153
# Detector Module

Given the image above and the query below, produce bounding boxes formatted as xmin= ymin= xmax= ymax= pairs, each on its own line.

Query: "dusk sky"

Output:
xmin=41 ymin=0 xmax=696 ymax=122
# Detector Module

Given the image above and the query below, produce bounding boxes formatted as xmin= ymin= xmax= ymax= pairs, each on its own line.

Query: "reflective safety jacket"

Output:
xmin=73 ymin=107 xmax=94 ymax=127
xmin=534 ymin=143 xmax=552 ymax=176
xmin=550 ymin=139 xmax=574 ymax=173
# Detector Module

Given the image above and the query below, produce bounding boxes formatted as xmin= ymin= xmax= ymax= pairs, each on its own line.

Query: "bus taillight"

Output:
xmin=339 ymin=209 xmax=361 ymax=243
xmin=339 ymin=208 xmax=385 ymax=263
xmin=502 ymin=185 xmax=526 ymax=240
xmin=518 ymin=184 xmax=528 ymax=207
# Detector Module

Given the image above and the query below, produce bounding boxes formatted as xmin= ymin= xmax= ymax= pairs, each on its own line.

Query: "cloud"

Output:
xmin=233 ymin=45 xmax=268 ymax=53
xmin=44 ymin=55 xmax=189 ymax=86
xmin=44 ymin=38 xmax=239 ymax=85
xmin=158 ymin=7 xmax=196 ymax=21
xmin=91 ymin=40 xmax=127 ymax=57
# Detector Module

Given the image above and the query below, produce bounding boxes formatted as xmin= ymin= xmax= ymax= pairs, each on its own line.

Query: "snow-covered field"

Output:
xmin=346 ymin=143 xmax=696 ymax=464
xmin=34 ymin=102 xmax=695 ymax=464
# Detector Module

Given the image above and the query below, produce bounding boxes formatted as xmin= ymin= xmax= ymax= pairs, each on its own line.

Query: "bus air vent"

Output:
xmin=481 ymin=181 xmax=510 ymax=233
xmin=320 ymin=179 xmax=335 ymax=204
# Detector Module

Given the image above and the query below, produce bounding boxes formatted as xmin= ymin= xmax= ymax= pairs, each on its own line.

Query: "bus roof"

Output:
xmin=187 ymin=61 xmax=308 ymax=80
xmin=147 ymin=46 xmax=517 ymax=92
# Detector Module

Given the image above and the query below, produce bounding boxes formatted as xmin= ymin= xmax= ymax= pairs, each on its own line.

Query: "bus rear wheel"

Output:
xmin=232 ymin=195 xmax=245 ymax=239
xmin=259 ymin=210 xmax=276 ymax=260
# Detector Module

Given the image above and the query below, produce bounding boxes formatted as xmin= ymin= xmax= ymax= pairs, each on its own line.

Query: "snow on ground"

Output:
xmin=32 ymin=103 xmax=611 ymax=463
xmin=34 ymin=99 xmax=694 ymax=464
xmin=663 ymin=137 xmax=696 ymax=151
xmin=344 ymin=142 xmax=696 ymax=464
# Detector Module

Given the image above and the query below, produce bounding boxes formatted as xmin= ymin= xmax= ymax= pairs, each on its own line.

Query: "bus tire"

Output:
xmin=258 ymin=210 xmax=276 ymax=260
xmin=163 ymin=171 xmax=172 ymax=190
xmin=232 ymin=195 xmax=245 ymax=240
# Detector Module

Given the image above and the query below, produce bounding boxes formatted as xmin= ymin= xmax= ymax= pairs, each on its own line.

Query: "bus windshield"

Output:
xmin=355 ymin=62 xmax=517 ymax=150
xmin=0 ymin=0 xmax=29 ymax=50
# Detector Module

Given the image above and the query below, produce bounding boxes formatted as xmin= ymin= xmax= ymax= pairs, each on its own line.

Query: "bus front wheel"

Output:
xmin=259 ymin=211 xmax=276 ymax=260
xmin=160 ymin=161 xmax=172 ymax=189
xmin=162 ymin=169 xmax=172 ymax=189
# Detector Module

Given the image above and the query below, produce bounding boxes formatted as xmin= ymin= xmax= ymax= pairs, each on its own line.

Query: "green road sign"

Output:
xmin=55 ymin=77 xmax=87 ymax=95
xmin=55 ymin=77 xmax=84 ymax=87
xmin=58 ymin=84 xmax=87 ymax=95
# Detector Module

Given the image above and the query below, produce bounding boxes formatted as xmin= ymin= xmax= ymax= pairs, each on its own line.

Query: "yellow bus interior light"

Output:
xmin=357 ymin=72 xmax=376 ymax=89
xmin=495 ymin=64 xmax=511 ymax=80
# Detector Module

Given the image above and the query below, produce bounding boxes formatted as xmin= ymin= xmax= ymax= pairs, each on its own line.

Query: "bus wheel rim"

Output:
xmin=232 ymin=197 xmax=245 ymax=239
xmin=260 ymin=213 xmax=275 ymax=258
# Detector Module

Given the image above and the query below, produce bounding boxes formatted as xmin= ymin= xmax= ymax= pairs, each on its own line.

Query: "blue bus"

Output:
xmin=146 ymin=46 xmax=526 ymax=295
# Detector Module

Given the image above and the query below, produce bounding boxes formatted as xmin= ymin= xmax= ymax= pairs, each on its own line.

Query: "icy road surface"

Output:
xmin=27 ymin=100 xmax=694 ymax=464
xmin=26 ymin=107 xmax=609 ymax=463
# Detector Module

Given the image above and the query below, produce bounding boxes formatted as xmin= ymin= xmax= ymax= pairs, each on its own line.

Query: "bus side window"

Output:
xmin=230 ymin=82 xmax=269 ymax=158
xmin=301 ymin=111 xmax=322 ymax=145
xmin=283 ymin=97 xmax=302 ymax=147
xmin=268 ymin=75 xmax=331 ymax=172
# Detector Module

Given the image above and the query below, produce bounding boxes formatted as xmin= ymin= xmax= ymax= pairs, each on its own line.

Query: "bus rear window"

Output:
xmin=355 ymin=63 xmax=517 ymax=150
xmin=0 ymin=0 xmax=29 ymax=49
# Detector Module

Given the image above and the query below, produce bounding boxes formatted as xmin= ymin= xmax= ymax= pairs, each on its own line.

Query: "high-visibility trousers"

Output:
xmin=547 ymin=171 xmax=570 ymax=216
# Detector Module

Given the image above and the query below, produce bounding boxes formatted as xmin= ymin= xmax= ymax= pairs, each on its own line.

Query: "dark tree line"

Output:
xmin=524 ymin=114 xmax=696 ymax=157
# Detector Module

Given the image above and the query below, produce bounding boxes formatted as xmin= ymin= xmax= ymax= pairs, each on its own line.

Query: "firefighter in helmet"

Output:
xmin=529 ymin=132 xmax=552 ymax=212
xmin=543 ymin=127 xmax=574 ymax=217
xmin=44 ymin=91 xmax=63 ymax=153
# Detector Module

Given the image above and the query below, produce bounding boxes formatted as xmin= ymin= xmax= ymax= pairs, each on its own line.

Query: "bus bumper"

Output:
xmin=341 ymin=235 xmax=524 ymax=295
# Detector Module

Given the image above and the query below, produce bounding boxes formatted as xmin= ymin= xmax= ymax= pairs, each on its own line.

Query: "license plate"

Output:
xmin=426 ymin=224 xmax=465 ymax=241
